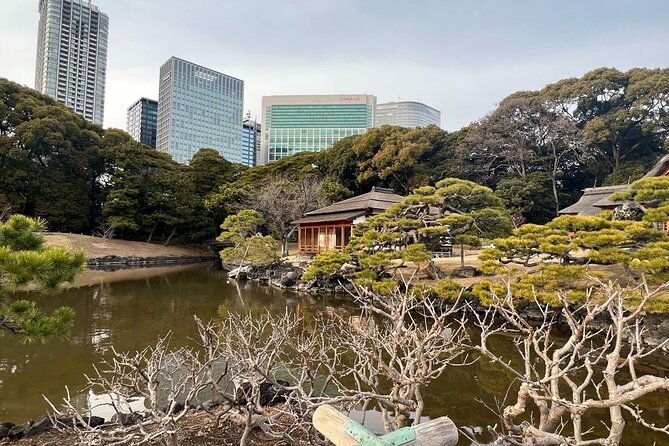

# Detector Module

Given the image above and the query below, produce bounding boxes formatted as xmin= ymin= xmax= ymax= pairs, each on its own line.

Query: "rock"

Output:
xmin=0 ymin=422 xmax=15 ymax=439
xmin=25 ymin=416 xmax=53 ymax=437
xmin=339 ymin=262 xmax=357 ymax=274
xmin=660 ymin=319 xmax=669 ymax=331
xmin=451 ymin=266 xmax=480 ymax=278
xmin=612 ymin=201 xmax=645 ymax=221
xmin=86 ymin=416 xmax=105 ymax=428
xmin=200 ymin=399 xmax=224 ymax=411
xmin=235 ymin=380 xmax=291 ymax=406
xmin=162 ymin=402 xmax=185 ymax=415
xmin=8 ymin=422 xmax=30 ymax=439
xmin=280 ymin=271 xmax=299 ymax=287
xmin=111 ymin=412 xmax=146 ymax=426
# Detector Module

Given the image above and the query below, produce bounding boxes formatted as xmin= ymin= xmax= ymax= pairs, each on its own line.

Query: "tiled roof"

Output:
xmin=293 ymin=187 xmax=404 ymax=224
xmin=292 ymin=211 xmax=366 ymax=225
xmin=303 ymin=187 xmax=403 ymax=217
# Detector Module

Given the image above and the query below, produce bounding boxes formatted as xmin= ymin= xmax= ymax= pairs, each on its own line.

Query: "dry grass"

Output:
xmin=45 ymin=233 xmax=208 ymax=259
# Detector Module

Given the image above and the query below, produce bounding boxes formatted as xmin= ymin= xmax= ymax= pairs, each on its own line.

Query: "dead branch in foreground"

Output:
xmin=472 ymin=279 xmax=669 ymax=446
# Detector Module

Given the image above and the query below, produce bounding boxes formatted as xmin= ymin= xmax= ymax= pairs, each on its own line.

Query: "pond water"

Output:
xmin=0 ymin=263 xmax=666 ymax=445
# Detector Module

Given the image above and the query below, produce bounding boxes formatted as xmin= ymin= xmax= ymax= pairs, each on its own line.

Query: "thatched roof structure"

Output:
xmin=559 ymin=185 xmax=629 ymax=216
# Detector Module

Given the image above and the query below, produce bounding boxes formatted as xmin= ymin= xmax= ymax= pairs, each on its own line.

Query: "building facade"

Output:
xmin=156 ymin=57 xmax=244 ymax=164
xmin=293 ymin=187 xmax=403 ymax=254
xmin=127 ymin=98 xmax=158 ymax=148
xmin=260 ymin=94 xmax=376 ymax=164
xmin=35 ymin=0 xmax=109 ymax=126
xmin=375 ymin=101 xmax=441 ymax=128
xmin=242 ymin=115 xmax=261 ymax=167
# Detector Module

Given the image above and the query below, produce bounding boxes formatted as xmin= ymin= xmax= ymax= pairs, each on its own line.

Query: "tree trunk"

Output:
xmin=164 ymin=227 xmax=177 ymax=245
xmin=147 ymin=222 xmax=158 ymax=243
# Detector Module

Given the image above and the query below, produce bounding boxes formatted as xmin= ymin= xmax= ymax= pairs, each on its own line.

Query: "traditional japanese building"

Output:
xmin=293 ymin=187 xmax=403 ymax=254
xmin=559 ymin=154 xmax=669 ymax=231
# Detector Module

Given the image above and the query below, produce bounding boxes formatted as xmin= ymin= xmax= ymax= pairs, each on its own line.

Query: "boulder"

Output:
xmin=0 ymin=422 xmax=15 ymax=439
xmin=280 ymin=271 xmax=299 ymax=287
xmin=451 ymin=266 xmax=481 ymax=278
xmin=8 ymin=422 xmax=30 ymax=439
xmin=24 ymin=416 xmax=53 ymax=437
xmin=235 ymin=380 xmax=291 ymax=406
xmin=111 ymin=412 xmax=147 ymax=426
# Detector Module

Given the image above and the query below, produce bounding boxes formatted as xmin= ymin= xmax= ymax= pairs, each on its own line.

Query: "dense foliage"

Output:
xmin=0 ymin=215 xmax=85 ymax=337
xmin=2 ymin=67 xmax=668 ymax=241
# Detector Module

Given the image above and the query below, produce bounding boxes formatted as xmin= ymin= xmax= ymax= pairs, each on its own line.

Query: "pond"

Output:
xmin=0 ymin=263 xmax=666 ymax=445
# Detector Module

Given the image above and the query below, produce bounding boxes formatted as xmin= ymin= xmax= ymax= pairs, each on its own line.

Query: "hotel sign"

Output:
xmin=339 ymin=96 xmax=362 ymax=102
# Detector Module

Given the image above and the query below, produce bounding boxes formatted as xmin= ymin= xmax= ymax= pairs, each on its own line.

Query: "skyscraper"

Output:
xmin=127 ymin=98 xmax=158 ymax=148
xmin=35 ymin=0 xmax=109 ymax=126
xmin=242 ymin=114 xmax=261 ymax=167
xmin=156 ymin=57 xmax=244 ymax=164
xmin=260 ymin=94 xmax=376 ymax=165
xmin=375 ymin=101 xmax=441 ymax=128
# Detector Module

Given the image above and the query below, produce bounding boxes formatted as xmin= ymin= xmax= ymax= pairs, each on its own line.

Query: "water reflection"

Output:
xmin=0 ymin=263 xmax=666 ymax=446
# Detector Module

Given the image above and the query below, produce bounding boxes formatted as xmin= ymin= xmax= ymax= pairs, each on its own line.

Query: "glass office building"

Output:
xmin=375 ymin=101 xmax=441 ymax=128
xmin=127 ymin=97 xmax=158 ymax=148
xmin=35 ymin=0 xmax=109 ymax=125
xmin=156 ymin=57 xmax=244 ymax=164
xmin=242 ymin=116 xmax=261 ymax=167
xmin=260 ymin=95 xmax=376 ymax=164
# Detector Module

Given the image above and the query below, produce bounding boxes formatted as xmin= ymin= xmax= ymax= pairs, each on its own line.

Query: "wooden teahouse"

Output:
xmin=293 ymin=187 xmax=403 ymax=254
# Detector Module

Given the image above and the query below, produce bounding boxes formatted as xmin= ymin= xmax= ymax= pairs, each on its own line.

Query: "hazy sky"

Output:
xmin=1 ymin=0 xmax=668 ymax=131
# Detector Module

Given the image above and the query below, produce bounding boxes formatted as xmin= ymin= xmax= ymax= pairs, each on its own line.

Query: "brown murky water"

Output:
xmin=0 ymin=263 xmax=666 ymax=445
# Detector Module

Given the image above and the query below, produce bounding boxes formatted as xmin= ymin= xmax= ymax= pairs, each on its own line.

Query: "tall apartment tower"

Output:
xmin=127 ymin=98 xmax=158 ymax=148
xmin=242 ymin=114 xmax=261 ymax=167
xmin=35 ymin=0 xmax=109 ymax=126
xmin=260 ymin=94 xmax=376 ymax=165
xmin=375 ymin=101 xmax=441 ymax=128
xmin=156 ymin=57 xmax=244 ymax=164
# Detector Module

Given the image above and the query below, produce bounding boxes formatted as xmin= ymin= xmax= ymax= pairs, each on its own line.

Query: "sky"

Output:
xmin=1 ymin=0 xmax=668 ymax=131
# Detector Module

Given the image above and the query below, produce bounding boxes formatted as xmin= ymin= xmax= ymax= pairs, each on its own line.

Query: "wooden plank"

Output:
xmin=313 ymin=405 xmax=361 ymax=446
xmin=313 ymin=405 xmax=458 ymax=446
xmin=410 ymin=417 xmax=458 ymax=446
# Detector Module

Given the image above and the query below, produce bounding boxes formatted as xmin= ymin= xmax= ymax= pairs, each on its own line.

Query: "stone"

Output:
xmin=451 ymin=266 xmax=480 ymax=278
xmin=111 ymin=412 xmax=146 ymax=426
xmin=612 ymin=201 xmax=645 ymax=221
xmin=280 ymin=271 xmax=299 ymax=287
xmin=85 ymin=416 xmax=105 ymax=428
xmin=8 ymin=422 xmax=31 ymax=439
xmin=0 ymin=422 xmax=15 ymax=439
xmin=235 ymin=380 xmax=291 ymax=407
xmin=25 ymin=416 xmax=53 ymax=437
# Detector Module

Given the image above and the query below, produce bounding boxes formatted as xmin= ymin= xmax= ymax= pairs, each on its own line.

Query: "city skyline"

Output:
xmin=2 ymin=1 xmax=669 ymax=132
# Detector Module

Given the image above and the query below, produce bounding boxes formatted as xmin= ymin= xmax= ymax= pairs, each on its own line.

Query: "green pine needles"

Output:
xmin=0 ymin=215 xmax=85 ymax=338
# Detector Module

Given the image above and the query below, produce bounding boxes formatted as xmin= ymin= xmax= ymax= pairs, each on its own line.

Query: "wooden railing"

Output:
xmin=313 ymin=405 xmax=458 ymax=446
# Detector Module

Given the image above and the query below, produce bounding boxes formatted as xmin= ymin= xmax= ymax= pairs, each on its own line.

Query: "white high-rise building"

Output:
xmin=35 ymin=0 xmax=109 ymax=126
xmin=375 ymin=101 xmax=441 ymax=128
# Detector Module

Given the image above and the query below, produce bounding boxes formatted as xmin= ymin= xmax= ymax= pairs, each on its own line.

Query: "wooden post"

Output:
xmin=313 ymin=405 xmax=458 ymax=446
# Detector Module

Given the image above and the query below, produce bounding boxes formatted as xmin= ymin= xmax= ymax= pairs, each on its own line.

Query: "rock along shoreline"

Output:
xmin=86 ymin=254 xmax=218 ymax=269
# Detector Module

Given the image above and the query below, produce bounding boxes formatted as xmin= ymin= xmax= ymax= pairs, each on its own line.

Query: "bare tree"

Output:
xmin=93 ymin=220 xmax=117 ymax=246
xmin=325 ymin=276 xmax=470 ymax=432
xmin=471 ymin=279 xmax=669 ymax=446
xmin=245 ymin=175 xmax=330 ymax=257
